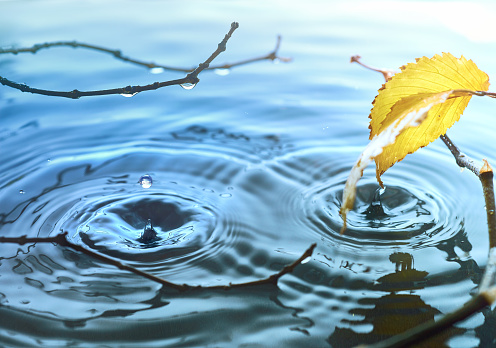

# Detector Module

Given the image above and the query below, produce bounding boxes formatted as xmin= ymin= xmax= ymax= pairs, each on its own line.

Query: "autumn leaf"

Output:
xmin=339 ymin=89 xmax=482 ymax=234
xmin=370 ymin=52 xmax=490 ymax=185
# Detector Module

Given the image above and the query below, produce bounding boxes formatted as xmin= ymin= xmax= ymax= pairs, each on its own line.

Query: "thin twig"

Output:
xmin=0 ymin=22 xmax=240 ymax=99
xmin=0 ymin=27 xmax=292 ymax=99
xmin=0 ymin=35 xmax=290 ymax=73
xmin=212 ymin=35 xmax=292 ymax=69
xmin=0 ymin=232 xmax=316 ymax=292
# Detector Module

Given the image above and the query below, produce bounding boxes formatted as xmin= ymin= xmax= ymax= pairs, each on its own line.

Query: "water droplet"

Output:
xmin=150 ymin=67 xmax=165 ymax=74
xmin=19 ymin=190 xmax=25 ymax=194
xmin=139 ymin=219 xmax=157 ymax=243
xmin=214 ymin=68 xmax=230 ymax=76
xmin=120 ymin=92 xmax=138 ymax=98
xmin=219 ymin=193 xmax=232 ymax=198
xmin=301 ymin=256 xmax=312 ymax=264
xmin=180 ymin=83 xmax=196 ymax=90
xmin=138 ymin=174 xmax=153 ymax=189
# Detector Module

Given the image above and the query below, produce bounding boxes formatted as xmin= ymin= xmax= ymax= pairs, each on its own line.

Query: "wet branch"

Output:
xmin=211 ymin=35 xmax=292 ymax=69
xmin=0 ymin=22 xmax=241 ymax=99
xmin=440 ymin=134 xmax=496 ymax=247
xmin=0 ymin=24 xmax=291 ymax=99
xmin=0 ymin=232 xmax=316 ymax=292
xmin=0 ymin=35 xmax=290 ymax=73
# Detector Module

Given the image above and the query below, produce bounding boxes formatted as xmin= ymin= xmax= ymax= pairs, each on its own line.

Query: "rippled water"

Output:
xmin=2 ymin=1 xmax=496 ymax=347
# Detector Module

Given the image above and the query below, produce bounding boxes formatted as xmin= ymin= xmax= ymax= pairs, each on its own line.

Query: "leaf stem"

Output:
xmin=350 ymin=55 xmax=396 ymax=81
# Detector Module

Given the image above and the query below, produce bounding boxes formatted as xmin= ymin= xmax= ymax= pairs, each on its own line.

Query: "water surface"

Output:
xmin=1 ymin=1 xmax=496 ymax=347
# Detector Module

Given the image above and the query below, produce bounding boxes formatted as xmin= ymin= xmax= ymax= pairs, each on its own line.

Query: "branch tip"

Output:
xmin=481 ymin=159 xmax=493 ymax=174
xmin=350 ymin=55 xmax=361 ymax=63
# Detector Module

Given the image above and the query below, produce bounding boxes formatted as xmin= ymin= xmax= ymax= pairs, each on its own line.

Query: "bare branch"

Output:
xmin=0 ymin=22 xmax=240 ymax=99
xmin=213 ymin=35 xmax=292 ymax=69
xmin=0 ymin=33 xmax=290 ymax=73
xmin=0 ymin=232 xmax=316 ymax=292
xmin=1 ymin=41 xmax=186 ymax=73
xmin=0 ymin=24 xmax=292 ymax=99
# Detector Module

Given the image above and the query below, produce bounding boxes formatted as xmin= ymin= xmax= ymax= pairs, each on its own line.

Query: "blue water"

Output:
xmin=2 ymin=1 xmax=496 ymax=347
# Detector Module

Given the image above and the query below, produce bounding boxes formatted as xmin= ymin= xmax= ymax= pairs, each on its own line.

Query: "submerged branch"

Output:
xmin=0 ymin=232 xmax=316 ymax=292
xmin=0 ymin=22 xmax=241 ymax=98
xmin=207 ymin=242 xmax=316 ymax=290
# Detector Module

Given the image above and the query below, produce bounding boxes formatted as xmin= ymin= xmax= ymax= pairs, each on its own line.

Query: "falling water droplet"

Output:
xmin=139 ymin=219 xmax=157 ymax=243
xmin=180 ymin=83 xmax=196 ymax=90
xmin=214 ymin=68 xmax=230 ymax=76
xmin=138 ymin=174 xmax=153 ymax=189
xmin=19 ymin=190 xmax=25 ymax=194
xmin=150 ymin=67 xmax=165 ymax=74
xmin=120 ymin=92 xmax=138 ymax=98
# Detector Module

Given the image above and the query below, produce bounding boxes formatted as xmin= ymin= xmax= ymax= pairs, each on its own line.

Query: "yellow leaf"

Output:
xmin=369 ymin=53 xmax=489 ymax=185
xmin=340 ymin=90 xmax=477 ymax=234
